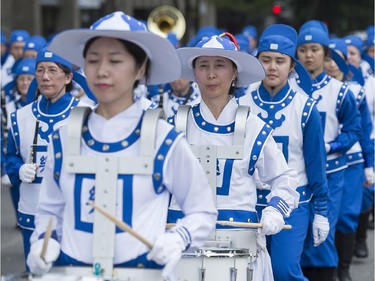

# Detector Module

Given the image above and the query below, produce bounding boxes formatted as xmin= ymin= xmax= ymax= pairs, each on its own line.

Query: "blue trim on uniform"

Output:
xmin=355 ymin=86 xmax=365 ymax=106
xmin=56 ymin=251 xmax=163 ymax=269
xmin=172 ymin=226 xmax=192 ymax=250
xmin=168 ymin=209 xmax=259 ymax=228
xmin=252 ymin=84 xmax=294 ymax=129
xmin=335 ymin=82 xmax=349 ymax=113
xmin=38 ymin=230 xmax=58 ymax=241
xmin=268 ymin=196 xmax=290 ymax=218
xmin=32 ymin=145 xmax=48 ymax=184
xmin=167 ymin=115 xmax=175 ymax=126
xmin=17 ymin=211 xmax=35 ymax=229
xmin=152 ymin=129 xmax=180 ymax=194
xmin=51 ymin=130 xmax=63 ymax=187
xmin=345 ymin=152 xmax=364 ymax=165
xmin=301 ymin=98 xmax=316 ymax=133
xmin=31 ymin=94 xmax=81 ymax=143
xmin=257 ymin=185 xmax=312 ymax=206
xmin=312 ymin=73 xmax=331 ymax=92
xmin=247 ymin=123 xmax=273 ymax=176
xmin=82 ymin=112 xmax=143 ymax=153
xmin=216 ymin=210 xmax=259 ymax=227
xmin=73 ymin=174 xmax=134 ymax=233
xmin=10 ymin=111 xmax=20 ymax=150
xmin=326 ymin=155 xmax=347 ymax=173
xmin=191 ymin=104 xmax=235 ymax=134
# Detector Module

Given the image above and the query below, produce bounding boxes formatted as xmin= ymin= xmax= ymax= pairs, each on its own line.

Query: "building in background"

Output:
xmin=1 ymin=0 xmax=373 ymax=46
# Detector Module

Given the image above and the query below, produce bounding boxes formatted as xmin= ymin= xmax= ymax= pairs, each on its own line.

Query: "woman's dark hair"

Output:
xmin=56 ymin=63 xmax=73 ymax=92
xmin=192 ymin=57 xmax=238 ymax=96
xmin=83 ymin=37 xmax=150 ymax=88
xmin=324 ymin=46 xmax=331 ymax=60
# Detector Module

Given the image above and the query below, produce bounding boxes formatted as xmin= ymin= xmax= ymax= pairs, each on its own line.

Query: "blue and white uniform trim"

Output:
xmin=52 ymin=130 xmax=63 ymax=186
xmin=301 ymin=98 xmax=316 ymax=133
xmin=81 ymin=112 xmax=143 ymax=153
xmin=257 ymin=185 xmax=312 ymax=206
xmin=312 ymin=75 xmax=331 ymax=92
xmin=171 ymin=226 xmax=192 ymax=250
xmin=192 ymin=104 xmax=235 ymax=134
xmin=10 ymin=111 xmax=21 ymax=152
xmin=326 ymin=156 xmax=347 ymax=173
xmin=268 ymin=196 xmax=291 ymax=218
xmin=335 ymin=83 xmax=349 ymax=113
xmin=152 ymin=128 xmax=180 ymax=194
xmin=248 ymin=123 xmax=273 ymax=176
xmin=17 ymin=211 xmax=35 ymax=230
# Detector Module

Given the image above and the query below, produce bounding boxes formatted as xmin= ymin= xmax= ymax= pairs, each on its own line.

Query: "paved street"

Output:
xmin=1 ymin=186 xmax=374 ymax=279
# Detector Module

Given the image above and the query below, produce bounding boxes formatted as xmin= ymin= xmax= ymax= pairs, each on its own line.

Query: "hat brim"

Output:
xmin=47 ymin=29 xmax=182 ymax=85
xmin=177 ymin=48 xmax=265 ymax=86
xmin=330 ymin=49 xmax=349 ymax=76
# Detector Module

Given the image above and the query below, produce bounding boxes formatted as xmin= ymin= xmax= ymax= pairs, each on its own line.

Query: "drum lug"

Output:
xmin=230 ymin=267 xmax=238 ymax=281
xmin=199 ymin=267 xmax=206 ymax=281
xmin=247 ymin=267 xmax=253 ymax=281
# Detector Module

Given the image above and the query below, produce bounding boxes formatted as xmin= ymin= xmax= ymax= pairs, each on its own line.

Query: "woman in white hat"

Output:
xmin=26 ymin=11 xmax=217 ymax=279
xmin=168 ymin=33 xmax=300 ymax=280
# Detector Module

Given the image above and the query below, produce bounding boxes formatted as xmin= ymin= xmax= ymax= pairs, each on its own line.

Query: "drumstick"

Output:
xmin=88 ymin=201 xmax=153 ymax=249
xmin=166 ymin=221 xmax=292 ymax=230
xmin=40 ymin=217 xmax=54 ymax=261
xmin=216 ymin=220 xmax=292 ymax=230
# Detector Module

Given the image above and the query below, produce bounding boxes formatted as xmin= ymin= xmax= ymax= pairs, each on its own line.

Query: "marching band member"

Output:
xmin=5 ymin=48 xmax=89 ymax=271
xmin=1 ymin=30 xmax=30 ymax=89
xmin=296 ymin=20 xmax=361 ymax=281
xmin=26 ymin=11 xmax=217 ymax=279
xmin=151 ymin=79 xmax=201 ymax=117
xmin=325 ymin=37 xmax=373 ymax=281
xmin=343 ymin=34 xmax=375 ymax=262
xmin=2 ymin=58 xmax=36 ymax=221
xmin=168 ymin=32 xmax=300 ymax=280
xmin=239 ymin=24 xmax=329 ymax=281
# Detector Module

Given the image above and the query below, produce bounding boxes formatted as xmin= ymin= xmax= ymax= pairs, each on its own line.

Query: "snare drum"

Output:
xmin=2 ymin=266 xmax=163 ymax=281
xmin=175 ymin=230 xmax=258 ymax=281
xmin=1 ymin=273 xmax=101 ymax=281
xmin=175 ymin=247 xmax=256 ymax=281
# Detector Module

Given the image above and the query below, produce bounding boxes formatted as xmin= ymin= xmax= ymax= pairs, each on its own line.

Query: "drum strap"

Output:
xmin=65 ymin=107 xmax=164 ymax=278
xmin=175 ymin=105 xmax=249 ymax=203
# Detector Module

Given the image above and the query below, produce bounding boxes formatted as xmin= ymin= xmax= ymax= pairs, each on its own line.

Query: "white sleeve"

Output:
xmin=255 ymin=135 xmax=300 ymax=215
xmin=163 ymin=135 xmax=218 ymax=248
xmin=31 ymin=137 xmax=65 ymax=244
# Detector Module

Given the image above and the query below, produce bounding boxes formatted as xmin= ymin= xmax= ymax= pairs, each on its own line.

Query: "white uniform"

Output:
xmin=169 ymin=98 xmax=299 ymax=221
xmin=1 ymin=54 xmax=15 ymax=88
xmin=151 ymin=82 xmax=201 ymax=118
xmin=7 ymin=94 xmax=88 ymax=228
xmin=31 ymin=99 xmax=217 ymax=265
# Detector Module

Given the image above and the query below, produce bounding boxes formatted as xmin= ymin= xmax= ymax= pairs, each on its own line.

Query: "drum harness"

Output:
xmin=175 ymin=105 xmax=257 ymax=281
xmin=65 ymin=106 xmax=165 ymax=280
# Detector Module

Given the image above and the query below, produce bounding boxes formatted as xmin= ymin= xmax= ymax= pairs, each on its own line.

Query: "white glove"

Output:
xmin=324 ymin=143 xmax=331 ymax=153
xmin=27 ymin=238 xmax=60 ymax=275
xmin=256 ymin=229 xmax=267 ymax=252
xmin=146 ymin=232 xmax=185 ymax=278
xmin=312 ymin=214 xmax=330 ymax=247
xmin=1 ymin=174 xmax=11 ymax=186
xmin=19 ymin=164 xmax=38 ymax=183
xmin=260 ymin=206 xmax=285 ymax=235
xmin=365 ymin=167 xmax=374 ymax=185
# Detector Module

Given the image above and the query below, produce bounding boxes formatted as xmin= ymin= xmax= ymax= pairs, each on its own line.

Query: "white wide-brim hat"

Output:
xmin=47 ymin=11 xmax=181 ymax=85
xmin=177 ymin=35 xmax=265 ymax=87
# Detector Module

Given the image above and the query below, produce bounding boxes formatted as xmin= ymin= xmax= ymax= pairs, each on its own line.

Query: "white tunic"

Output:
xmin=169 ymin=98 xmax=299 ymax=220
xmin=31 ymin=100 xmax=217 ymax=265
